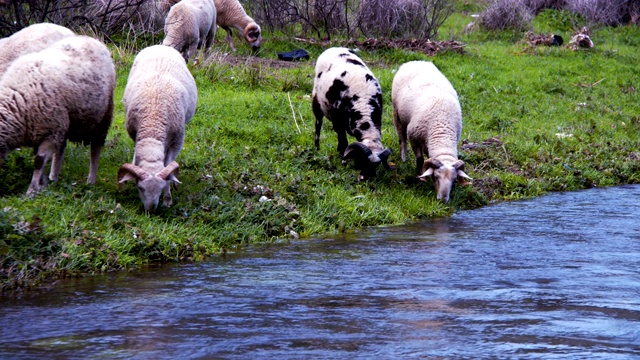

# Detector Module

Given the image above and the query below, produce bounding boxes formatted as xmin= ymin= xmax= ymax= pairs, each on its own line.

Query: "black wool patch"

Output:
xmin=317 ymin=71 xmax=323 ymax=79
xmin=341 ymin=71 xmax=347 ymax=77
xmin=365 ymin=74 xmax=375 ymax=82
xmin=326 ymin=79 xmax=349 ymax=104
xmin=346 ymin=59 xmax=365 ymax=67
xmin=368 ymin=94 xmax=383 ymax=128
xmin=359 ymin=121 xmax=371 ymax=131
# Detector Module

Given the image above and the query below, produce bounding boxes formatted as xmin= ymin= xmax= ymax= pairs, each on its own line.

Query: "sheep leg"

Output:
xmin=202 ymin=25 xmax=216 ymax=60
xmin=49 ymin=140 xmax=67 ymax=184
xmin=162 ymin=147 xmax=180 ymax=207
xmin=336 ymin=129 xmax=349 ymax=165
xmin=410 ymin=140 xmax=424 ymax=175
xmin=223 ymin=26 xmax=236 ymax=51
xmin=27 ymin=140 xmax=56 ymax=196
xmin=312 ymin=96 xmax=324 ymax=149
xmin=87 ymin=143 xmax=102 ymax=184
xmin=393 ymin=108 xmax=408 ymax=162
xmin=163 ymin=181 xmax=173 ymax=208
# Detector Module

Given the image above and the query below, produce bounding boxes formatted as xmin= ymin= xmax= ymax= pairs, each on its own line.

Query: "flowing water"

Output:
xmin=1 ymin=185 xmax=640 ymax=359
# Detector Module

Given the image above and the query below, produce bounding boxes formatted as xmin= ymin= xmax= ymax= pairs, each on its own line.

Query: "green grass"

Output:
xmin=2 ymin=10 xmax=640 ymax=291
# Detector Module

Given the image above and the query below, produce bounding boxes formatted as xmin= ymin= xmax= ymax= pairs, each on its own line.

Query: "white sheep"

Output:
xmin=162 ymin=0 xmax=217 ymax=63
xmin=118 ymin=45 xmax=197 ymax=212
xmin=392 ymin=60 xmax=471 ymax=203
xmin=312 ymin=47 xmax=394 ymax=180
xmin=0 ymin=22 xmax=75 ymax=75
xmin=214 ymin=0 xmax=262 ymax=52
xmin=0 ymin=35 xmax=115 ymax=195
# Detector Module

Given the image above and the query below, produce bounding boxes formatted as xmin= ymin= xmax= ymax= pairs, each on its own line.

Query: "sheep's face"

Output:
xmin=419 ymin=159 xmax=471 ymax=203
xmin=424 ymin=165 xmax=458 ymax=203
xmin=118 ymin=161 xmax=180 ymax=213
xmin=137 ymin=175 xmax=167 ymax=212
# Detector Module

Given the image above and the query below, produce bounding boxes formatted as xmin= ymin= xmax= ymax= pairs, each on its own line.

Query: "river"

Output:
xmin=1 ymin=185 xmax=639 ymax=358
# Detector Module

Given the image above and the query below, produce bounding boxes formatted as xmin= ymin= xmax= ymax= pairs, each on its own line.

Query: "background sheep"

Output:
xmin=214 ymin=0 xmax=262 ymax=52
xmin=162 ymin=0 xmax=216 ymax=63
xmin=0 ymin=22 xmax=75 ymax=75
xmin=312 ymin=47 xmax=394 ymax=181
xmin=0 ymin=35 xmax=115 ymax=195
xmin=392 ymin=60 xmax=471 ymax=203
xmin=118 ymin=45 xmax=197 ymax=212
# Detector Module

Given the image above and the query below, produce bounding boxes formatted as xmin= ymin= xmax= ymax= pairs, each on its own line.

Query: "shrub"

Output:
xmin=0 ymin=0 xmax=167 ymax=38
xmin=248 ymin=0 xmax=453 ymax=40
xmin=565 ymin=0 xmax=629 ymax=25
xmin=480 ymin=0 xmax=534 ymax=30
xmin=357 ymin=0 xmax=453 ymax=39
xmin=524 ymin=0 xmax=566 ymax=13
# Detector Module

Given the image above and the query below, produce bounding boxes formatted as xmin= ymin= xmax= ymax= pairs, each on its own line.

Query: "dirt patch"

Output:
xmin=345 ymin=38 xmax=466 ymax=56
xmin=203 ymin=51 xmax=310 ymax=70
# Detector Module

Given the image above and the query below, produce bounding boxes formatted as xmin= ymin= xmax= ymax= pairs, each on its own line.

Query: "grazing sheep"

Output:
xmin=0 ymin=35 xmax=115 ymax=195
xmin=0 ymin=22 xmax=75 ymax=75
xmin=118 ymin=45 xmax=197 ymax=212
xmin=312 ymin=47 xmax=394 ymax=181
xmin=214 ymin=0 xmax=262 ymax=52
xmin=392 ymin=61 xmax=471 ymax=203
xmin=162 ymin=0 xmax=216 ymax=63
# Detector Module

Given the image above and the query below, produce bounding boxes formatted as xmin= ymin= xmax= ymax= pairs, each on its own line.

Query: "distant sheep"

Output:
xmin=118 ymin=45 xmax=197 ymax=212
xmin=0 ymin=36 xmax=115 ymax=195
xmin=392 ymin=61 xmax=471 ymax=203
xmin=0 ymin=22 xmax=75 ymax=75
xmin=312 ymin=47 xmax=394 ymax=181
xmin=162 ymin=0 xmax=216 ymax=63
xmin=214 ymin=0 xmax=262 ymax=52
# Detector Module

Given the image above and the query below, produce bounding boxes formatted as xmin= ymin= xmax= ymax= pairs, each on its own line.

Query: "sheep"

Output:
xmin=0 ymin=35 xmax=115 ymax=195
xmin=162 ymin=0 xmax=217 ymax=63
xmin=0 ymin=22 xmax=75 ymax=75
xmin=118 ymin=45 xmax=197 ymax=212
xmin=312 ymin=47 xmax=394 ymax=181
xmin=214 ymin=0 xmax=262 ymax=52
xmin=392 ymin=60 xmax=471 ymax=203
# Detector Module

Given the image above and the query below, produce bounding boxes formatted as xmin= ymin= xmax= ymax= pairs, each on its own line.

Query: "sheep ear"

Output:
xmin=418 ymin=168 xmax=433 ymax=181
xmin=158 ymin=161 xmax=179 ymax=181
xmin=457 ymin=170 xmax=472 ymax=183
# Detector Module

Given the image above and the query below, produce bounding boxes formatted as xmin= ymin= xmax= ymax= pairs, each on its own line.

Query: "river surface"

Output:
xmin=1 ymin=185 xmax=640 ymax=359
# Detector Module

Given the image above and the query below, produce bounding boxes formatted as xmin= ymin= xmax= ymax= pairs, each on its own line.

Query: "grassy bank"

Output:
xmin=1 ymin=10 xmax=639 ymax=291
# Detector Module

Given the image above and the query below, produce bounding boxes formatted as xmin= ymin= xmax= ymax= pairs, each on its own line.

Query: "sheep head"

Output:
xmin=343 ymin=142 xmax=394 ymax=181
xmin=118 ymin=161 xmax=181 ymax=212
xmin=419 ymin=159 xmax=472 ymax=203
xmin=244 ymin=23 xmax=262 ymax=52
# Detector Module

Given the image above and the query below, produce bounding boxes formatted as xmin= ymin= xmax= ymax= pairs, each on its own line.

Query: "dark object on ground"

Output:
xmin=525 ymin=31 xmax=563 ymax=46
xmin=277 ymin=49 xmax=309 ymax=61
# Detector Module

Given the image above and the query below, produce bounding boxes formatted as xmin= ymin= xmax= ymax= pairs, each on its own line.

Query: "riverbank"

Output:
xmin=1 ymin=11 xmax=639 ymax=291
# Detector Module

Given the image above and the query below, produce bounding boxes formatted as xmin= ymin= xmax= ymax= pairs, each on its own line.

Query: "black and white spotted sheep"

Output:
xmin=312 ymin=47 xmax=394 ymax=180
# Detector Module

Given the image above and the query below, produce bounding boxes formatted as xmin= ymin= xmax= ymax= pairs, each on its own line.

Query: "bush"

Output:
xmin=480 ymin=0 xmax=534 ymax=30
xmin=248 ymin=0 xmax=453 ymax=40
xmin=566 ymin=0 xmax=629 ymax=25
xmin=524 ymin=0 xmax=566 ymax=13
xmin=357 ymin=0 xmax=453 ymax=39
xmin=0 ymin=0 xmax=168 ymax=38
